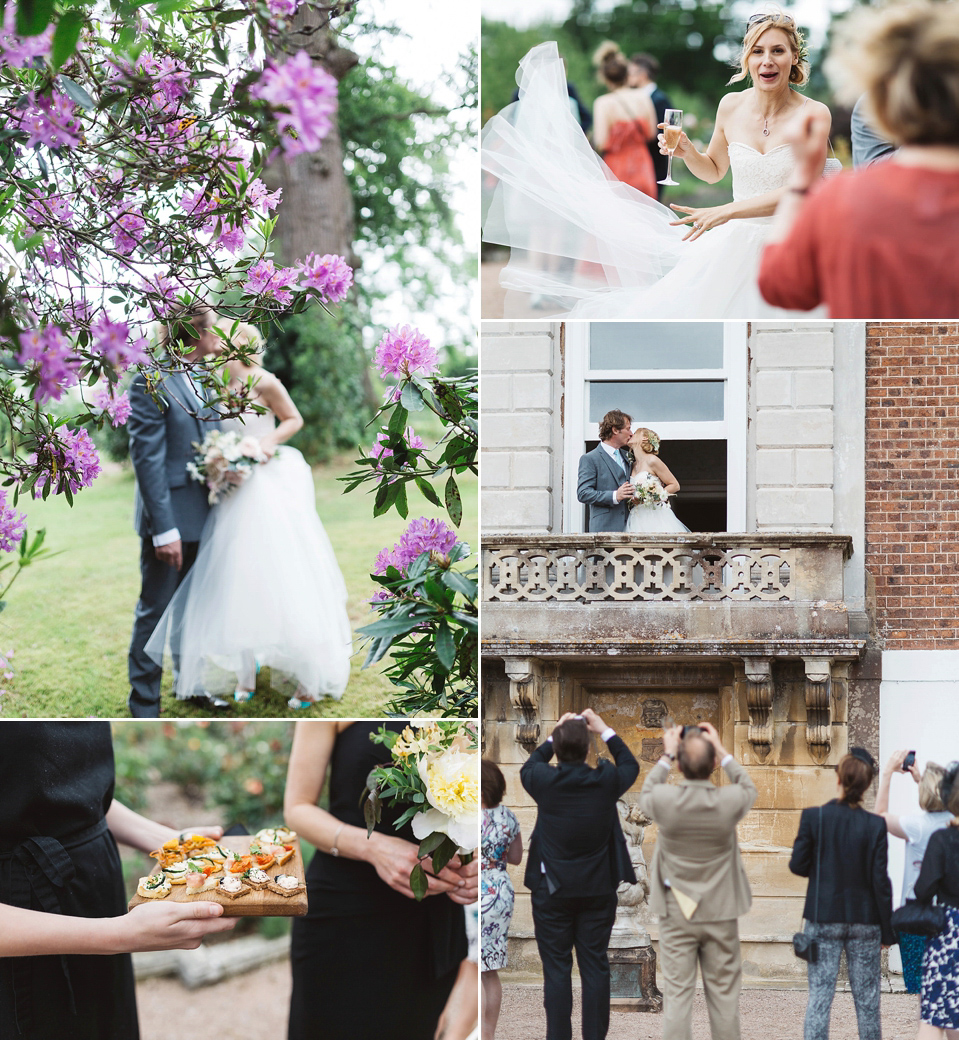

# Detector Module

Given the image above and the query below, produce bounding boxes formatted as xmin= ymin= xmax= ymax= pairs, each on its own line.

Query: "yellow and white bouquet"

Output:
xmin=363 ymin=721 xmax=478 ymax=900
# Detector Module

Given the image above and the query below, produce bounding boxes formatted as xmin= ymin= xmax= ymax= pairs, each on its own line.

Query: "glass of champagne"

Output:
xmin=658 ymin=109 xmax=683 ymax=186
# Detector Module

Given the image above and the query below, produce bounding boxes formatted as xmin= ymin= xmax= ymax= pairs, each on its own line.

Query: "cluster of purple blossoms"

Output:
xmin=251 ymin=50 xmax=338 ymax=158
xmin=370 ymin=427 xmax=426 ymax=481
xmin=91 ymin=385 xmax=132 ymax=428
xmin=139 ymin=274 xmax=181 ymax=318
xmin=243 ymin=258 xmax=300 ymax=306
xmin=16 ymin=326 xmax=81 ymax=403
xmin=17 ymin=90 xmax=81 ymax=151
xmin=246 ymin=179 xmax=283 ymax=214
xmin=111 ymin=208 xmax=146 ymax=255
xmin=374 ymin=325 xmax=440 ymax=381
xmin=265 ymin=0 xmax=299 ymax=19
xmin=298 ymin=253 xmax=352 ymax=303
xmin=371 ymin=517 xmax=459 ymax=602
xmin=0 ymin=490 xmax=26 ymax=553
xmin=0 ymin=0 xmax=52 ymax=67
xmin=24 ymin=191 xmax=74 ymax=228
xmin=91 ymin=314 xmax=149 ymax=373
xmin=33 ymin=427 xmax=102 ymax=497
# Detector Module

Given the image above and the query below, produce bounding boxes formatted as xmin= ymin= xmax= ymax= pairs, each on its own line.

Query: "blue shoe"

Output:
xmin=234 ymin=690 xmax=254 ymax=703
xmin=287 ymin=697 xmax=312 ymax=710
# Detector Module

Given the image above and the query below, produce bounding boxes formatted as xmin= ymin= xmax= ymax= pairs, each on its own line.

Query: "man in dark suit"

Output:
xmin=521 ymin=708 xmax=640 ymax=1040
xmin=629 ymin=53 xmax=672 ymax=199
xmin=577 ymin=409 xmax=634 ymax=532
xmin=127 ymin=306 xmax=223 ymax=716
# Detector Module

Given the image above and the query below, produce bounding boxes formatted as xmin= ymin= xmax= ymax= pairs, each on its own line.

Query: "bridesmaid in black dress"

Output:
xmin=285 ymin=721 xmax=479 ymax=1040
xmin=0 ymin=722 xmax=236 ymax=1040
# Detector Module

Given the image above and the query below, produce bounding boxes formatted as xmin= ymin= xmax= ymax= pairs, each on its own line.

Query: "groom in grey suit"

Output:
xmin=127 ymin=307 xmax=223 ymax=717
xmin=577 ymin=409 xmax=635 ymax=532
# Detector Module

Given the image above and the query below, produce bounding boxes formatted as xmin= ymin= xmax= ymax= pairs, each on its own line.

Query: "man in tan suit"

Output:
xmin=638 ymin=721 xmax=757 ymax=1040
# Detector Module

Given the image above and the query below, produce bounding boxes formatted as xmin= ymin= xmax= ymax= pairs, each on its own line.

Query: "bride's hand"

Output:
xmin=668 ymin=203 xmax=732 ymax=242
xmin=657 ymin=126 xmax=693 ymax=158
xmin=444 ymin=853 xmax=478 ymax=906
xmin=364 ymin=831 xmax=465 ymax=900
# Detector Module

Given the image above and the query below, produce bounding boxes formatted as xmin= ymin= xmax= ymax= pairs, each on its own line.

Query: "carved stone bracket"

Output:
xmin=743 ymin=658 xmax=773 ymax=762
xmin=803 ymin=657 xmax=833 ymax=764
xmin=506 ymin=657 xmax=543 ymax=754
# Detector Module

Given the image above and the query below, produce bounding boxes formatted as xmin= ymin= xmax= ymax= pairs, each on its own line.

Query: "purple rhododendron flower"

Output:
xmin=217 ymin=224 xmax=246 ymax=254
xmin=111 ymin=209 xmax=146 ymax=255
xmin=91 ymin=385 xmax=132 ymax=427
xmin=298 ymin=252 xmax=352 ymax=303
xmin=139 ymin=274 xmax=180 ymax=318
xmin=374 ymin=325 xmax=439 ymax=381
xmin=266 ymin=0 xmax=298 ymax=17
xmin=251 ymin=51 xmax=338 ymax=158
xmin=17 ymin=90 xmax=81 ymax=150
xmin=0 ymin=490 xmax=26 ymax=553
xmin=33 ymin=427 xmax=102 ymax=497
xmin=91 ymin=314 xmax=149 ymax=372
xmin=1 ymin=0 xmax=52 ymax=67
xmin=244 ymin=258 xmax=299 ymax=306
xmin=24 ymin=191 xmax=74 ymax=227
xmin=16 ymin=326 xmax=81 ymax=403
xmin=246 ymin=179 xmax=283 ymax=213
xmin=373 ymin=516 xmax=458 ymax=578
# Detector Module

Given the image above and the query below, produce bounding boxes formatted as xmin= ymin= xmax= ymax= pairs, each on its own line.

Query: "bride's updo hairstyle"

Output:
xmin=826 ymin=1 xmax=959 ymax=147
xmin=633 ymin=428 xmax=661 ymax=455
xmin=729 ymin=9 xmax=809 ymax=87
xmin=593 ymin=40 xmax=629 ymax=89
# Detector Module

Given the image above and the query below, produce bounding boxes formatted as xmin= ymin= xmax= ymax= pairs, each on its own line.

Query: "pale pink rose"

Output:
xmin=238 ymin=436 xmax=265 ymax=461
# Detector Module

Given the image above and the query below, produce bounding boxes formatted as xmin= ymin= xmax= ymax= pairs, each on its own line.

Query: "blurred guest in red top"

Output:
xmin=759 ymin=1 xmax=959 ymax=318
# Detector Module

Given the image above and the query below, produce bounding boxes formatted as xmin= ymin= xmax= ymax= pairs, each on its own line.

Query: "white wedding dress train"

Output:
xmin=145 ymin=411 xmax=352 ymax=700
xmin=625 ymin=477 xmax=690 ymax=534
xmin=482 ymin=42 xmax=831 ymax=318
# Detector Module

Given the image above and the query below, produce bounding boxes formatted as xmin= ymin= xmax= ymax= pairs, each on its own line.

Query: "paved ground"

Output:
xmin=493 ymin=984 xmax=923 ymax=1040
xmin=137 ymin=962 xmax=291 ymax=1039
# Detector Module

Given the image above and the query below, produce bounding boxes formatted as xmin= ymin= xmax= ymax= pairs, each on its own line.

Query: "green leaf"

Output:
xmin=429 ymin=835 xmax=459 ymax=874
xmin=394 ymin=480 xmax=408 ymax=519
xmin=444 ymin=474 xmax=462 ymax=527
xmin=435 ymin=620 xmax=455 ymax=671
xmin=400 ymin=381 xmax=424 ymax=412
xmin=357 ymin=615 xmax=423 ymax=640
xmin=15 ymin=0 xmax=54 ymax=36
xmin=58 ymin=76 xmax=95 ymax=110
xmin=387 ymin=403 xmax=409 ymax=435
xmin=247 ymin=18 xmax=256 ymax=54
xmin=440 ymin=569 xmax=477 ymax=600
xmin=410 ymin=862 xmax=428 ymax=901
xmin=414 ymin=476 xmax=441 ymax=507
xmin=50 ymin=11 xmax=84 ymax=69
xmin=417 ymin=831 xmax=447 ymax=858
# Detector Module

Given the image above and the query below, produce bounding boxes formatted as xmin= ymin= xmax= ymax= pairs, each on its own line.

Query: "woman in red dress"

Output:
xmin=592 ymin=43 xmax=658 ymax=199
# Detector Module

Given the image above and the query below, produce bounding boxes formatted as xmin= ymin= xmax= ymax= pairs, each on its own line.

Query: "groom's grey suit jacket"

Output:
xmin=128 ymin=370 xmax=218 ymax=543
xmin=577 ymin=444 xmax=631 ymax=532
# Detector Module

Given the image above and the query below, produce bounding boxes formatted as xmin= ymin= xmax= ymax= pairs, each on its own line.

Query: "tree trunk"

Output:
xmin=265 ymin=10 xmax=359 ymax=267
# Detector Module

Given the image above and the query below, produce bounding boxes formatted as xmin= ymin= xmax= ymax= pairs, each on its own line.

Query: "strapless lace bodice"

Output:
xmin=221 ymin=409 xmax=276 ymax=441
xmin=729 ymin=141 xmax=796 ymax=212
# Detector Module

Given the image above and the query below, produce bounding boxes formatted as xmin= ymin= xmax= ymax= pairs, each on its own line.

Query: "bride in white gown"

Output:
xmin=481 ymin=12 xmax=837 ymax=318
xmin=146 ymin=324 xmax=352 ymax=708
xmin=625 ymin=428 xmax=689 ymax=534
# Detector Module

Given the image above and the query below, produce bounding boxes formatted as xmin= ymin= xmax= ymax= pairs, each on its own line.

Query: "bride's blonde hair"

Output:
xmin=729 ymin=9 xmax=809 ymax=87
xmin=632 ymin=428 xmax=661 ymax=455
xmin=593 ymin=40 xmax=629 ymax=88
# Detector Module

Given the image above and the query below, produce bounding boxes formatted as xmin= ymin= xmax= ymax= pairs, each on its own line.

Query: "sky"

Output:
xmin=348 ymin=1 xmax=479 ymax=347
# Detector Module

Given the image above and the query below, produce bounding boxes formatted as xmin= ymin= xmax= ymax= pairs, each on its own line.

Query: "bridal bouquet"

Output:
xmin=363 ymin=722 xmax=478 ymax=900
xmin=187 ymin=430 xmax=268 ymax=504
xmin=630 ymin=471 xmax=670 ymax=508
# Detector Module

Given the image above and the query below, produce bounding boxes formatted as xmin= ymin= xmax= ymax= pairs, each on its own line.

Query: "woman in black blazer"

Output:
xmin=914 ymin=762 xmax=959 ymax=1038
xmin=789 ymin=749 xmax=895 ymax=1040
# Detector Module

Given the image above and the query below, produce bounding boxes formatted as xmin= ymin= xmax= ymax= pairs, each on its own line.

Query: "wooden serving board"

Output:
xmin=127 ymin=835 xmax=308 ymax=917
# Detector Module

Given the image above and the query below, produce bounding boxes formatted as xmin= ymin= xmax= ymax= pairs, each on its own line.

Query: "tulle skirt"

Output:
xmin=626 ymin=502 xmax=690 ymax=533
xmin=481 ymin=42 xmax=814 ymax=319
xmin=145 ymin=446 xmax=352 ymax=700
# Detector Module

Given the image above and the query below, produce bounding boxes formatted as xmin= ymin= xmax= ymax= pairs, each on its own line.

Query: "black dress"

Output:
xmin=0 ymin=722 xmax=138 ymax=1040
xmin=288 ymin=722 xmax=467 ymax=1040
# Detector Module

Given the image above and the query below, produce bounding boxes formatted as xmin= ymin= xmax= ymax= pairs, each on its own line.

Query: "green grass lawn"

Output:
xmin=5 ymin=453 xmax=476 ymax=718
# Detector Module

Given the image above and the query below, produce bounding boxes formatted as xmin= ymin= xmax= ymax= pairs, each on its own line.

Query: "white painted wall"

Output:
xmin=879 ymin=650 xmax=959 ymax=973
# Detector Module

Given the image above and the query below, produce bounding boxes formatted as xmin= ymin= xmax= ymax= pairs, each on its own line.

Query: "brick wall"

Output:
xmin=864 ymin=324 xmax=959 ymax=648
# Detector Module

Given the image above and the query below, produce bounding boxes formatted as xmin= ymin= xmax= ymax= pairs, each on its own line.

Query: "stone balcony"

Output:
xmin=482 ymin=533 xmax=865 ymax=661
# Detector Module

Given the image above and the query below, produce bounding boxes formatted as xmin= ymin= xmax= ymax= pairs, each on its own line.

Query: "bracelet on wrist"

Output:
xmin=330 ymin=823 xmax=345 ymax=857
xmin=789 ymin=186 xmax=810 ymax=196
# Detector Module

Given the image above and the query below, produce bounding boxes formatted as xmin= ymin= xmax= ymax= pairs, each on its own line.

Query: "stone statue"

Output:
xmin=610 ymin=799 xmax=651 ymax=947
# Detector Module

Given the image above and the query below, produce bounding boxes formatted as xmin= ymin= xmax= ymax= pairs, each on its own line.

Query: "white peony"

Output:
xmin=410 ymin=748 xmax=479 ymax=852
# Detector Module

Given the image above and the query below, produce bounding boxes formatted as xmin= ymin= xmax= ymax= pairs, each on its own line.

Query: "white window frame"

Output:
xmin=563 ymin=322 xmax=747 ymax=533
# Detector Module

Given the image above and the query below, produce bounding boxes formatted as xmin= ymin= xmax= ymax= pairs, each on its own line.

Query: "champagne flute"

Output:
xmin=658 ymin=108 xmax=683 ymax=187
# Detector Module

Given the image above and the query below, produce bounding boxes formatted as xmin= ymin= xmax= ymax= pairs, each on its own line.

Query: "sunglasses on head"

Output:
xmin=748 ymin=11 xmax=796 ymax=25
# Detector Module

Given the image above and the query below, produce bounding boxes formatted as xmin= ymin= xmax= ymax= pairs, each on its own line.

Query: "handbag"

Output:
xmin=891 ymin=899 xmax=947 ymax=938
xmin=793 ymin=807 xmax=822 ymax=963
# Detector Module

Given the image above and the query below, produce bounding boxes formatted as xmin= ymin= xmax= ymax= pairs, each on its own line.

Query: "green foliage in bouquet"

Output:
xmin=362 ymin=722 xmax=478 ymax=900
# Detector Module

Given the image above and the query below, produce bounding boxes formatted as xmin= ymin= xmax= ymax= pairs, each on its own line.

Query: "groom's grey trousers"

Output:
xmin=128 ymin=539 xmax=199 ymax=717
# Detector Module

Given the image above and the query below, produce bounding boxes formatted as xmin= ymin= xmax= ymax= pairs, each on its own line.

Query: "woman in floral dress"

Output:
xmin=481 ymin=760 xmax=523 ymax=1040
